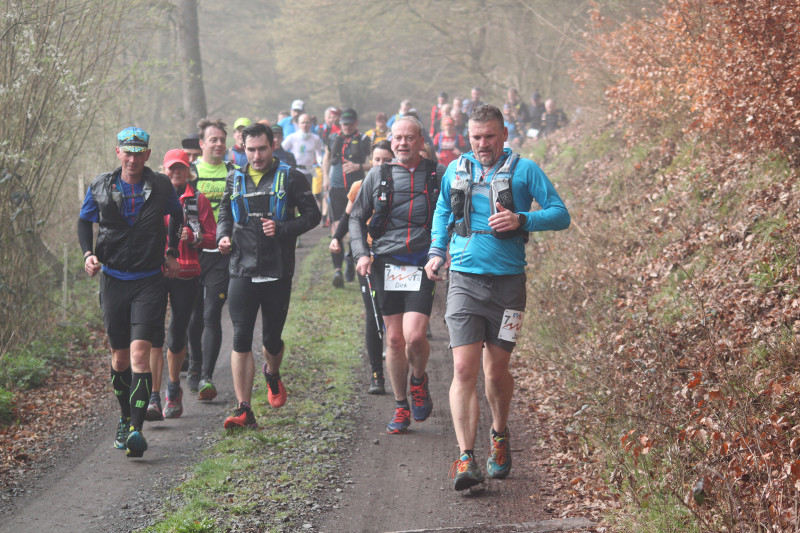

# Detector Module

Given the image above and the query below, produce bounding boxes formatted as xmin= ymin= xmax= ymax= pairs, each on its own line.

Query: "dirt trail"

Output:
xmin=0 ymin=222 xmax=594 ymax=533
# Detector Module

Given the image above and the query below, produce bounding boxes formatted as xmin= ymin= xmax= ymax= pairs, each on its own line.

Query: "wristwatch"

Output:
xmin=517 ymin=213 xmax=527 ymax=227
xmin=165 ymin=247 xmax=179 ymax=259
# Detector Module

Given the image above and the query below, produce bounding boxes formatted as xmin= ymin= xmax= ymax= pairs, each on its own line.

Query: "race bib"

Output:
xmin=498 ymin=309 xmax=524 ymax=342
xmin=384 ymin=264 xmax=423 ymax=291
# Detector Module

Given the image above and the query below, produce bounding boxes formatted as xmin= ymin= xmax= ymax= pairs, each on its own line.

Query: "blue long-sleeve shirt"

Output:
xmin=430 ymin=149 xmax=570 ymax=275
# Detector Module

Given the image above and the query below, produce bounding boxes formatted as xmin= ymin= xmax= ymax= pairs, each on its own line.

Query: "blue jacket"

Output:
xmin=430 ymin=148 xmax=569 ymax=275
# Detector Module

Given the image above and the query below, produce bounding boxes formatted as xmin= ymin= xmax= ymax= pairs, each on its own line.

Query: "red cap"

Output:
xmin=163 ymin=148 xmax=190 ymax=169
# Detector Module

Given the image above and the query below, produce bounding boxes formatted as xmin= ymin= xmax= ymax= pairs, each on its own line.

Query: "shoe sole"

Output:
xmin=125 ymin=433 xmax=148 ymax=458
xmin=224 ymin=420 xmax=259 ymax=430
xmin=198 ymin=385 xmax=217 ymax=401
xmin=386 ymin=426 xmax=409 ymax=434
xmin=367 ymin=387 xmax=385 ymax=395
xmin=145 ymin=412 xmax=164 ymax=422
xmin=163 ymin=407 xmax=183 ymax=418
xmin=454 ymin=475 xmax=485 ymax=491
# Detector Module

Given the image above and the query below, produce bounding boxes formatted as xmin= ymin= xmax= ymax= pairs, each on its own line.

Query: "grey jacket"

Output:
xmin=349 ymin=159 xmax=442 ymax=263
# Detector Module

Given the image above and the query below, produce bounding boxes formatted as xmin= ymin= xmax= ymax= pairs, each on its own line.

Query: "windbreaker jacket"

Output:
xmin=349 ymin=158 xmax=443 ymax=263
xmin=164 ymin=186 xmax=217 ymax=279
xmin=216 ymin=157 xmax=321 ymax=279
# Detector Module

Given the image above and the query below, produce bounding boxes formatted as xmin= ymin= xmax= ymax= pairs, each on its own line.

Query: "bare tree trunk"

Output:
xmin=176 ymin=0 xmax=206 ymax=132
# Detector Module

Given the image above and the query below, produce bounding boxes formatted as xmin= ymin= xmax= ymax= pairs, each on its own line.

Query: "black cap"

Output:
xmin=271 ymin=124 xmax=284 ymax=135
xmin=340 ymin=108 xmax=358 ymax=124
xmin=438 ymin=91 xmax=448 ymax=99
xmin=181 ymin=133 xmax=200 ymax=150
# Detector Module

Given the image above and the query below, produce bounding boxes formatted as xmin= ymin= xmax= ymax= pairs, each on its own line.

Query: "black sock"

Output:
xmin=129 ymin=372 xmax=152 ymax=431
xmin=239 ymin=401 xmax=251 ymax=410
xmin=410 ymin=374 xmax=424 ymax=386
xmin=491 ymin=427 xmax=506 ymax=438
xmin=462 ymin=449 xmax=475 ymax=459
xmin=111 ymin=366 xmax=132 ymax=419
xmin=396 ymin=399 xmax=410 ymax=409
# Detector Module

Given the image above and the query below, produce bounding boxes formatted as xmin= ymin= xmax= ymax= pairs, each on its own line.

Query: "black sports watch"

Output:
xmin=517 ymin=213 xmax=527 ymax=227
xmin=165 ymin=247 xmax=179 ymax=259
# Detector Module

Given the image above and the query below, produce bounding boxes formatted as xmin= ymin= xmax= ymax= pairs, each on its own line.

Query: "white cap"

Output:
xmin=291 ymin=99 xmax=304 ymax=111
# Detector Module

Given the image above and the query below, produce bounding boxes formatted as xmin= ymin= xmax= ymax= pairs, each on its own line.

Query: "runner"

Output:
xmin=349 ymin=116 xmax=443 ymax=433
xmin=225 ymin=117 xmax=251 ymax=167
xmin=78 ymin=127 xmax=183 ymax=458
xmin=187 ymin=119 xmax=237 ymax=400
xmin=147 ymin=149 xmax=217 ymax=421
xmin=216 ymin=122 xmax=321 ymax=429
xmin=322 ymin=108 xmax=371 ymax=288
xmin=329 ymin=140 xmax=395 ymax=394
xmin=423 ymin=104 xmax=570 ymax=490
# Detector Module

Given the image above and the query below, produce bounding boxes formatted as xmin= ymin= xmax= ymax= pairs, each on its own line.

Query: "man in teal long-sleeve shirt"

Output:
xmin=424 ymin=104 xmax=570 ymax=491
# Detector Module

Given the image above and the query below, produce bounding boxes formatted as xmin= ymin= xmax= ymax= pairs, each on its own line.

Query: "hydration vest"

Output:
xmin=181 ymin=191 xmax=202 ymax=244
xmin=230 ymin=162 xmax=291 ymax=224
xmin=449 ymin=152 xmax=528 ymax=242
xmin=367 ymin=159 xmax=440 ymax=240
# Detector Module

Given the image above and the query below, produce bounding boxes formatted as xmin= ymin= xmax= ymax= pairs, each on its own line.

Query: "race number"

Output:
xmin=384 ymin=264 xmax=422 ymax=291
xmin=498 ymin=309 xmax=524 ymax=342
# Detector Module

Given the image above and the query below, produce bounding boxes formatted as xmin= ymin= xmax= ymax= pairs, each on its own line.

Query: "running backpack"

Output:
xmin=367 ymin=159 xmax=441 ymax=239
xmin=230 ymin=162 xmax=291 ymax=224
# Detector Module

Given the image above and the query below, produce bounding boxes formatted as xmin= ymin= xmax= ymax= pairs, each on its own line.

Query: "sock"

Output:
xmin=410 ymin=374 xmax=424 ymax=386
xmin=491 ymin=427 xmax=506 ymax=438
xmin=111 ymin=366 xmax=132 ymax=419
xmin=150 ymin=391 xmax=160 ymax=403
xmin=395 ymin=399 xmax=410 ymax=409
xmin=129 ymin=372 xmax=152 ymax=431
xmin=462 ymin=449 xmax=475 ymax=460
xmin=265 ymin=370 xmax=281 ymax=394
xmin=167 ymin=380 xmax=180 ymax=399
xmin=239 ymin=401 xmax=251 ymax=410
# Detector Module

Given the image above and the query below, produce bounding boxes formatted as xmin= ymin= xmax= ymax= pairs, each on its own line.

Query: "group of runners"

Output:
xmin=78 ymin=90 xmax=570 ymax=492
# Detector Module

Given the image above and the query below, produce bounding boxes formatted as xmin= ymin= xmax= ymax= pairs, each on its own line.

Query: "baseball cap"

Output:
xmin=291 ymin=99 xmax=304 ymax=111
xmin=163 ymin=148 xmax=190 ymax=169
xmin=340 ymin=108 xmax=357 ymax=124
xmin=181 ymin=133 xmax=200 ymax=150
xmin=271 ymin=124 xmax=284 ymax=136
xmin=233 ymin=117 xmax=252 ymax=130
xmin=117 ymin=127 xmax=150 ymax=153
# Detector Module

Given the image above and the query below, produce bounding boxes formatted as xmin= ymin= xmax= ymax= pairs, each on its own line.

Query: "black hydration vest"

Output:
xmin=367 ymin=159 xmax=440 ymax=240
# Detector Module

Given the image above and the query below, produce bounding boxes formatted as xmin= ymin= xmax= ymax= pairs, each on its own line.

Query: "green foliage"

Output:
xmin=0 ymin=386 xmax=14 ymax=425
xmin=0 ymin=352 xmax=48 ymax=390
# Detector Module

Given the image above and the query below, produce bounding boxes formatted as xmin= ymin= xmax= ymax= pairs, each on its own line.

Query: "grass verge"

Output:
xmin=142 ymin=239 xmax=364 ymax=533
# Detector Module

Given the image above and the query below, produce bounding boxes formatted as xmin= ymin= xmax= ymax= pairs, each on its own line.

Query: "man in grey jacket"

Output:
xmin=349 ymin=116 xmax=443 ymax=434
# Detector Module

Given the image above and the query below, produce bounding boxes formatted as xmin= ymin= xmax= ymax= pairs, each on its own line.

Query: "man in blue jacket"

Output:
xmin=424 ymin=104 xmax=570 ymax=490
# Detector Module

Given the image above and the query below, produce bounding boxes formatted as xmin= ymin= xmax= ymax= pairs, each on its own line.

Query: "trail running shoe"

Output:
xmin=198 ymin=378 xmax=217 ymax=401
xmin=145 ymin=400 xmax=164 ymax=422
xmin=386 ymin=406 xmax=411 ymax=434
xmin=368 ymin=372 xmax=385 ymax=395
xmin=125 ymin=429 xmax=148 ymax=458
xmin=450 ymin=452 xmax=485 ymax=491
xmin=487 ymin=428 xmax=512 ymax=479
xmin=114 ymin=417 xmax=131 ymax=450
xmin=163 ymin=388 xmax=184 ymax=419
xmin=409 ymin=372 xmax=432 ymax=421
xmin=187 ymin=369 xmax=201 ymax=394
xmin=263 ymin=363 xmax=287 ymax=408
xmin=333 ymin=269 xmax=344 ymax=288
xmin=224 ymin=405 xmax=258 ymax=430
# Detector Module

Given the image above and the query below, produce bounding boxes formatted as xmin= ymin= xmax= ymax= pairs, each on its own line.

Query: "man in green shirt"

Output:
xmin=187 ymin=118 xmax=237 ymax=400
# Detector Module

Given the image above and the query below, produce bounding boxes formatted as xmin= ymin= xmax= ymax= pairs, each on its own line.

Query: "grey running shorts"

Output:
xmin=445 ymin=270 xmax=527 ymax=352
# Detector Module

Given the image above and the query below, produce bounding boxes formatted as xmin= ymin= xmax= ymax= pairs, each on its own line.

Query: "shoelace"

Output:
xmin=449 ymin=457 xmax=472 ymax=477
xmin=410 ymin=383 xmax=427 ymax=406
xmin=490 ymin=436 xmax=507 ymax=464
xmin=392 ymin=408 xmax=410 ymax=423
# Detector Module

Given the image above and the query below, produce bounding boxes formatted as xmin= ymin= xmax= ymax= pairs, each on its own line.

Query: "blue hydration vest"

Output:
xmin=230 ymin=162 xmax=291 ymax=224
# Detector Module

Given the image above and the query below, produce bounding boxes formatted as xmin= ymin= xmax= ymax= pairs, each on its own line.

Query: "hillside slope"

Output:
xmin=518 ymin=115 xmax=800 ymax=531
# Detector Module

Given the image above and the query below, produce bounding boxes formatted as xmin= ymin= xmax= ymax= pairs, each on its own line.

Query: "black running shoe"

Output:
xmin=368 ymin=372 xmax=385 ymax=395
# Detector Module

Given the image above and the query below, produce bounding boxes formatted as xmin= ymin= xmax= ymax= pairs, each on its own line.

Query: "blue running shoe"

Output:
xmin=386 ymin=406 xmax=411 ymax=434
xmin=114 ymin=417 xmax=130 ymax=450
xmin=409 ymin=372 xmax=432 ymax=421
xmin=450 ymin=452 xmax=485 ymax=491
xmin=125 ymin=429 xmax=148 ymax=458
xmin=487 ymin=428 xmax=512 ymax=479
